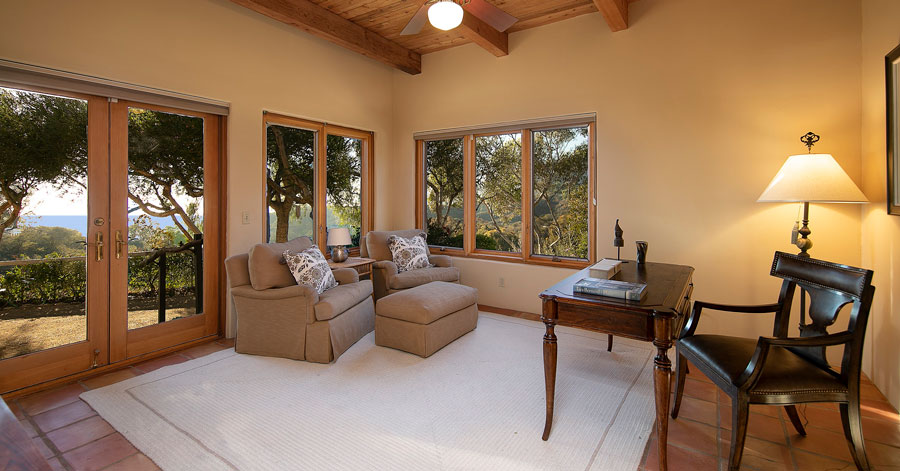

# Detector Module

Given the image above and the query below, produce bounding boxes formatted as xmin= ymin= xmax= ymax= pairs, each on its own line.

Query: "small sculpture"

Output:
xmin=636 ymin=241 xmax=648 ymax=264
xmin=613 ymin=219 xmax=624 ymax=260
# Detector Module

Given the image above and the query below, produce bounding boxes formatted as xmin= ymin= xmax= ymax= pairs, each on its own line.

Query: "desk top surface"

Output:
xmin=540 ymin=260 xmax=694 ymax=314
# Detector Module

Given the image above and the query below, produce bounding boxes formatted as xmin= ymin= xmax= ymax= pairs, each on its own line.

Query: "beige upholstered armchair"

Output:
xmin=361 ymin=229 xmax=460 ymax=301
xmin=224 ymin=237 xmax=375 ymax=363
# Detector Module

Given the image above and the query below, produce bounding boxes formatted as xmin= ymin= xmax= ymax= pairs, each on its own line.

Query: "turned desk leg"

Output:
xmin=542 ymin=298 xmax=558 ymax=441
xmin=652 ymin=312 xmax=674 ymax=471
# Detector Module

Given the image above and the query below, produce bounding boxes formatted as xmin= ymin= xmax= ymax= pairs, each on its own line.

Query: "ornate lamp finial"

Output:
xmin=800 ymin=132 xmax=820 ymax=153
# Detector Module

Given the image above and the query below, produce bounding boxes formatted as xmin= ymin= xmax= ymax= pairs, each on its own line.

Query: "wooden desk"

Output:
xmin=1 ymin=397 xmax=51 ymax=470
xmin=539 ymin=261 xmax=693 ymax=471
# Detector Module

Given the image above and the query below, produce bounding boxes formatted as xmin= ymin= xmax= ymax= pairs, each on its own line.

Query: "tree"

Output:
xmin=265 ymin=127 xmax=364 ymax=243
xmin=127 ymin=109 xmax=204 ymax=239
xmin=425 ymin=139 xmax=464 ymax=246
xmin=532 ymin=128 xmax=589 ymax=259
xmin=0 ymin=88 xmax=87 ymax=245
xmin=475 ymin=134 xmax=522 ymax=251
xmin=0 ymin=225 xmax=85 ymax=260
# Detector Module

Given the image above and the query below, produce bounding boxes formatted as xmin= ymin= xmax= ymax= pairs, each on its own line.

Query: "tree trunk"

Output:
xmin=274 ymin=204 xmax=291 ymax=242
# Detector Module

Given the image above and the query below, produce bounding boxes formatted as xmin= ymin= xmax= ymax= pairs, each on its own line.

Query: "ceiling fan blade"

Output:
xmin=400 ymin=3 xmax=430 ymax=35
xmin=465 ymin=0 xmax=518 ymax=32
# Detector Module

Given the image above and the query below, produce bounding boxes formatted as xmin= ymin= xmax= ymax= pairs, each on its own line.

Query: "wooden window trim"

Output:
xmin=262 ymin=112 xmax=374 ymax=253
xmin=416 ymin=117 xmax=595 ymax=269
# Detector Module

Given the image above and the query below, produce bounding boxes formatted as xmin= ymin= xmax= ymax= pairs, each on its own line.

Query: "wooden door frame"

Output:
xmin=0 ymin=91 xmax=110 ymax=393
xmin=108 ymin=100 xmax=224 ymax=362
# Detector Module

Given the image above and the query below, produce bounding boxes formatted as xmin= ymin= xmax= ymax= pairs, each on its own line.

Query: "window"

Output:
xmin=415 ymin=116 xmax=595 ymax=267
xmin=264 ymin=114 xmax=373 ymax=251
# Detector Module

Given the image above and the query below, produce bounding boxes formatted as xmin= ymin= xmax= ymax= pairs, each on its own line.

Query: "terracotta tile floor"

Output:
xmin=8 ymin=337 xmax=898 ymax=470
xmin=639 ymin=362 xmax=900 ymax=470
xmin=8 ymin=338 xmax=234 ymax=471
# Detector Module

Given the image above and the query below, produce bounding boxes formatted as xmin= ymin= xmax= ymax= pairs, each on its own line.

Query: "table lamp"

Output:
xmin=757 ymin=132 xmax=867 ymax=257
xmin=327 ymin=227 xmax=352 ymax=263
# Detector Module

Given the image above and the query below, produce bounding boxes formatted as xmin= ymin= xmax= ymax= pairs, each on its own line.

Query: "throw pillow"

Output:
xmin=282 ymin=245 xmax=338 ymax=294
xmin=387 ymin=233 xmax=431 ymax=273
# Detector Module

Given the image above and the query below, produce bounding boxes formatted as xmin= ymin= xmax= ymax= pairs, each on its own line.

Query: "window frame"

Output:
xmin=415 ymin=118 xmax=596 ymax=269
xmin=262 ymin=112 xmax=374 ymax=256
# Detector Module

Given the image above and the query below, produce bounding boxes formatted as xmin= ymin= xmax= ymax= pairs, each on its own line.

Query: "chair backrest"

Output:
xmin=245 ymin=236 xmax=313 ymax=290
xmin=769 ymin=251 xmax=875 ymax=379
xmin=364 ymin=229 xmax=426 ymax=261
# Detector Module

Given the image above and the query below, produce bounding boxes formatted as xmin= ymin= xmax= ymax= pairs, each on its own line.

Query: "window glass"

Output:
xmin=425 ymin=138 xmax=464 ymax=248
xmin=326 ymin=135 xmax=362 ymax=248
xmin=266 ymin=124 xmax=316 ymax=243
xmin=475 ymin=133 xmax=522 ymax=252
xmin=531 ymin=127 xmax=589 ymax=260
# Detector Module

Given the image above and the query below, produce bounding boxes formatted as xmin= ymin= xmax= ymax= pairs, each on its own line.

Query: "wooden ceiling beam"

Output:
xmin=592 ymin=0 xmax=628 ymax=32
xmin=458 ymin=11 xmax=509 ymax=57
xmin=229 ymin=0 xmax=422 ymax=74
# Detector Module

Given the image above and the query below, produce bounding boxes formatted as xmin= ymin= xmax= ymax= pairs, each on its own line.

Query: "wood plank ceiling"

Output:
xmin=230 ymin=0 xmax=639 ymax=74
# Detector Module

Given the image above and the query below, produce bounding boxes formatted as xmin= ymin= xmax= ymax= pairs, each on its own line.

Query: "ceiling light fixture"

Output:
xmin=428 ymin=0 xmax=465 ymax=31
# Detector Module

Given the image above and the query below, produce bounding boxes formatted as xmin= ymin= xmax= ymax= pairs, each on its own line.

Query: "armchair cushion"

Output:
xmin=389 ymin=266 xmax=460 ymax=290
xmin=388 ymin=233 xmax=430 ymax=272
xmin=679 ymin=334 xmax=845 ymax=397
xmin=365 ymin=229 xmax=426 ymax=261
xmin=314 ymin=280 xmax=373 ymax=321
xmin=283 ymin=246 xmax=337 ymax=294
xmin=248 ymin=237 xmax=313 ymax=290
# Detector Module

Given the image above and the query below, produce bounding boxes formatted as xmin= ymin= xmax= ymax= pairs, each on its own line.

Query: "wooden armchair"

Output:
xmin=672 ymin=251 xmax=875 ymax=470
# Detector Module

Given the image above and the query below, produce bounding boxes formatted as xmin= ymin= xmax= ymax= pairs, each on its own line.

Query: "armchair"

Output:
xmin=672 ymin=251 xmax=875 ymax=470
xmin=361 ymin=229 xmax=460 ymax=301
xmin=224 ymin=237 xmax=375 ymax=363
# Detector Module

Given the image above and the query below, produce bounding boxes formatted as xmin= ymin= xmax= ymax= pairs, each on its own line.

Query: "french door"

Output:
xmin=0 ymin=86 xmax=223 ymax=393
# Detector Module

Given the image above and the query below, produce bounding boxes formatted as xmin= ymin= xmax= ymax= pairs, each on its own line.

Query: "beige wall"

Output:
xmin=861 ymin=0 xmax=900 ymax=409
xmin=391 ymin=0 xmax=863 ymax=346
xmin=0 ymin=0 xmax=396 ymax=336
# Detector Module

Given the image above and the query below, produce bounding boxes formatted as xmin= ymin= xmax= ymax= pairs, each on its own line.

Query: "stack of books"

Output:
xmin=588 ymin=258 xmax=623 ymax=279
xmin=573 ymin=277 xmax=648 ymax=301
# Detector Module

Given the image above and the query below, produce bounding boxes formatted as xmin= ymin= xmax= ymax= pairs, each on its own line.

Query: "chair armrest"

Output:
xmin=678 ymin=301 xmax=782 ymax=340
xmin=231 ymin=284 xmax=319 ymax=303
xmin=373 ymin=260 xmax=398 ymax=276
xmin=331 ymin=267 xmax=359 ymax=285
xmin=428 ymin=255 xmax=452 ymax=268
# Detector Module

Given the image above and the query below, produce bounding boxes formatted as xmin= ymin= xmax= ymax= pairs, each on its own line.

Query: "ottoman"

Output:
xmin=375 ymin=281 xmax=478 ymax=357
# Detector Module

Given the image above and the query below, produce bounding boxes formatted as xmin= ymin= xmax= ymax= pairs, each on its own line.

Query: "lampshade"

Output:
xmin=326 ymin=227 xmax=352 ymax=246
xmin=757 ymin=154 xmax=867 ymax=203
xmin=428 ymin=1 xmax=464 ymax=31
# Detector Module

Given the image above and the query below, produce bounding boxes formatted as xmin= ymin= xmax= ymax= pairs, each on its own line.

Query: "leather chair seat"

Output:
xmin=389 ymin=266 xmax=459 ymax=290
xmin=680 ymin=335 xmax=847 ymax=400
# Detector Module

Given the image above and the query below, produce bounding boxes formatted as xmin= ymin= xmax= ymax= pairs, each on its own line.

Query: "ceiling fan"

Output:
xmin=400 ymin=0 xmax=518 ymax=35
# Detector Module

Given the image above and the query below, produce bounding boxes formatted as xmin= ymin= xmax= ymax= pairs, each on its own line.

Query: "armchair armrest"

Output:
xmin=679 ymin=301 xmax=782 ymax=340
xmin=373 ymin=260 xmax=398 ymax=276
xmin=331 ymin=267 xmax=359 ymax=285
xmin=734 ymin=331 xmax=854 ymax=388
xmin=428 ymin=255 xmax=452 ymax=268
xmin=231 ymin=284 xmax=319 ymax=303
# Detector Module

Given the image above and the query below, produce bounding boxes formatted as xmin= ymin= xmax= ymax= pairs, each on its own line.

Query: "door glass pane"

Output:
xmin=266 ymin=125 xmax=316 ymax=243
xmin=127 ymin=107 xmax=204 ymax=330
xmin=0 ymin=87 xmax=89 ymax=359
xmin=475 ymin=133 xmax=522 ymax=252
xmin=326 ymin=135 xmax=362 ymax=249
xmin=424 ymin=138 xmax=464 ymax=248
xmin=532 ymin=127 xmax=589 ymax=260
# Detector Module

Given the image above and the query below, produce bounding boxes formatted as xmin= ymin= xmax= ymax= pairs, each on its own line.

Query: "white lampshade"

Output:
xmin=758 ymin=154 xmax=867 ymax=203
xmin=326 ymin=227 xmax=352 ymax=246
xmin=428 ymin=1 xmax=464 ymax=31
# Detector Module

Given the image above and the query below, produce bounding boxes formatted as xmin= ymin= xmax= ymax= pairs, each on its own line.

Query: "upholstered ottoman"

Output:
xmin=375 ymin=281 xmax=478 ymax=357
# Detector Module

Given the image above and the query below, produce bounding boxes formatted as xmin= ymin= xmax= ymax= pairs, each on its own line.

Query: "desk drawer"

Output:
xmin=557 ymin=303 xmax=652 ymax=341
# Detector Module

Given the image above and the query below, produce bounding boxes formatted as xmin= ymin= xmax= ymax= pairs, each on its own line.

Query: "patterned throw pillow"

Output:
xmin=282 ymin=245 xmax=337 ymax=294
xmin=387 ymin=233 xmax=431 ymax=273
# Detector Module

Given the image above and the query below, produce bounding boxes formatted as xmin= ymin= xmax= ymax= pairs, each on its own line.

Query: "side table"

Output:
xmin=328 ymin=256 xmax=375 ymax=279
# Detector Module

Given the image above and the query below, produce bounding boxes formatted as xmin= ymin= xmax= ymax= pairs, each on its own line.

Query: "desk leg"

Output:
xmin=652 ymin=313 xmax=673 ymax=471
xmin=542 ymin=299 xmax=558 ymax=441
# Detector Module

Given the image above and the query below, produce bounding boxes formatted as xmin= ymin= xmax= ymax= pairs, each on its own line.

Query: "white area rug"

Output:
xmin=81 ymin=313 xmax=656 ymax=471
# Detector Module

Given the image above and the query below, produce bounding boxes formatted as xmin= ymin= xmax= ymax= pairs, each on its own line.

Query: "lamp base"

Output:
xmin=331 ymin=246 xmax=349 ymax=263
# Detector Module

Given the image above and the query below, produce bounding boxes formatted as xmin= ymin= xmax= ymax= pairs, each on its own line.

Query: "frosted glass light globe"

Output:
xmin=428 ymin=1 xmax=464 ymax=31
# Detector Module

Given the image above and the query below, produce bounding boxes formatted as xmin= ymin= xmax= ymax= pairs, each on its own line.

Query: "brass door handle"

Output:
xmin=115 ymin=230 xmax=124 ymax=259
xmin=95 ymin=232 xmax=103 ymax=261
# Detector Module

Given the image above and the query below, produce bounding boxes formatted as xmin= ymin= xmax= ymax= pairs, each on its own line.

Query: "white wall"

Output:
xmin=0 ymin=0 xmax=396 ymax=336
xmin=390 ymin=0 xmax=864 ymax=346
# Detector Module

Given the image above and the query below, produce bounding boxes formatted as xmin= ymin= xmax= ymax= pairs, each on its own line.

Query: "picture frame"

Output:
xmin=887 ymin=42 xmax=900 ymax=215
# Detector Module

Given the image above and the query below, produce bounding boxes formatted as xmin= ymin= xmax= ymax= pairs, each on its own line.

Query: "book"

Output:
xmin=573 ymin=277 xmax=647 ymax=301
xmin=588 ymin=258 xmax=622 ymax=279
